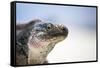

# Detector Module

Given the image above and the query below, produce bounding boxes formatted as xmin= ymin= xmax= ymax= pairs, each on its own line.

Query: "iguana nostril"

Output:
xmin=62 ymin=27 xmax=68 ymax=32
xmin=61 ymin=27 xmax=68 ymax=37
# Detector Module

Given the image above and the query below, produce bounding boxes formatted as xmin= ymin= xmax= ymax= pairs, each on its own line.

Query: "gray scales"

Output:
xmin=16 ymin=19 xmax=68 ymax=65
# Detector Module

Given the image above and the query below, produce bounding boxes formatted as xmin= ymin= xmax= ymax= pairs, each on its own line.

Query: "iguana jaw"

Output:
xmin=27 ymin=36 xmax=53 ymax=64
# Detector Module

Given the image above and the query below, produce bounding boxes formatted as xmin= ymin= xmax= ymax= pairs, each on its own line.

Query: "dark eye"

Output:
xmin=47 ymin=25 xmax=51 ymax=29
xmin=47 ymin=23 xmax=52 ymax=29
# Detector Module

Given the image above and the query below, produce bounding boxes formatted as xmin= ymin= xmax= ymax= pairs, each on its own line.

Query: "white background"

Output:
xmin=0 ymin=0 xmax=99 ymax=68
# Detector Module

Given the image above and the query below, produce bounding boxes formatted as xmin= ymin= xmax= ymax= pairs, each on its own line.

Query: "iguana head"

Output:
xmin=17 ymin=20 xmax=68 ymax=64
xmin=28 ymin=21 xmax=68 ymax=51
xmin=34 ymin=23 xmax=67 ymax=42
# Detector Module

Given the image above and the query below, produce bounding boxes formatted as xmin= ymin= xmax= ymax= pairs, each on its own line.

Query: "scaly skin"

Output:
xmin=16 ymin=20 xmax=68 ymax=65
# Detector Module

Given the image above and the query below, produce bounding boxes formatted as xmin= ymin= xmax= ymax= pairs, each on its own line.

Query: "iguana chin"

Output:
xmin=16 ymin=19 xmax=68 ymax=65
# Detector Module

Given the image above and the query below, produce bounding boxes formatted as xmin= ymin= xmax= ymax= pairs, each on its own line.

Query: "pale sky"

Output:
xmin=16 ymin=3 xmax=96 ymax=29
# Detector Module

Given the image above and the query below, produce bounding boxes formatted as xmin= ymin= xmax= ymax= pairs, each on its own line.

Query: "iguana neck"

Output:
xmin=27 ymin=36 xmax=55 ymax=64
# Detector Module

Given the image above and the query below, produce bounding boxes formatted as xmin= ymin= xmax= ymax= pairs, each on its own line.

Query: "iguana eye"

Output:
xmin=47 ymin=23 xmax=52 ymax=29
xmin=47 ymin=25 xmax=51 ymax=29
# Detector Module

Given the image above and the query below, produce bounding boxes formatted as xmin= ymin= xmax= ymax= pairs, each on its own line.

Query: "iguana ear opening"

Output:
xmin=16 ymin=19 xmax=42 ymax=30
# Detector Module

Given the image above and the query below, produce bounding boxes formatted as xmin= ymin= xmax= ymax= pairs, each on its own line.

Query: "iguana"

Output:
xmin=16 ymin=19 xmax=68 ymax=65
